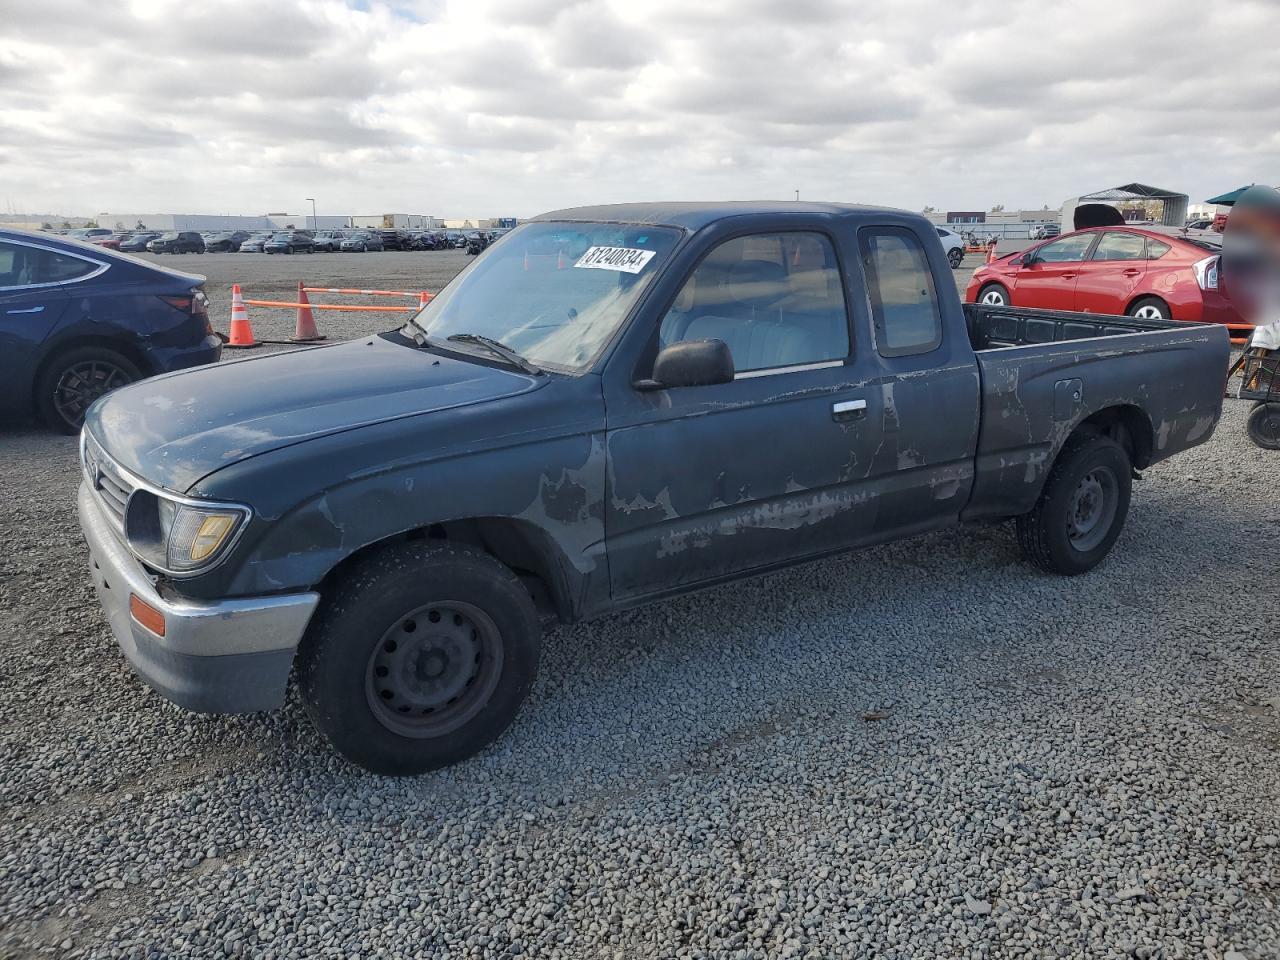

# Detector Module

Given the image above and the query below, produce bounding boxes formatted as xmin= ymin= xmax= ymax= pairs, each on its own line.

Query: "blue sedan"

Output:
xmin=0 ymin=229 xmax=223 ymax=432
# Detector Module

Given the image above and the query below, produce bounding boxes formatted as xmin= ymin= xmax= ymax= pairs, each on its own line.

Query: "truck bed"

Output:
xmin=960 ymin=303 xmax=1231 ymax=521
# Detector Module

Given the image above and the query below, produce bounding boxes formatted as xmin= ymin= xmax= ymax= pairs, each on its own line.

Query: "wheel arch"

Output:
xmin=1072 ymin=403 xmax=1153 ymax=469
xmin=316 ymin=515 xmax=578 ymax=626
xmin=1124 ymin=293 xmax=1170 ymax=317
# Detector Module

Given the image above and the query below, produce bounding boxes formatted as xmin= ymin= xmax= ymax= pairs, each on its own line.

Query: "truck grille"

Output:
xmin=82 ymin=434 xmax=135 ymax=532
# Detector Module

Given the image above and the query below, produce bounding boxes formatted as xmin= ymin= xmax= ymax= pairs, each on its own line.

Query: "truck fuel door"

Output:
xmin=1054 ymin=378 xmax=1084 ymax=422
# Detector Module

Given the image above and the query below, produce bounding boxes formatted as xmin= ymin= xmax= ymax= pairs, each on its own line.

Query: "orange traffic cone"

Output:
xmin=986 ymin=242 xmax=999 ymax=263
xmin=291 ymin=282 xmax=325 ymax=342
xmin=418 ymin=291 xmax=432 ymax=308
xmin=523 ymin=250 xmax=530 ymax=271
xmin=556 ymin=249 xmax=567 ymax=269
xmin=225 ymin=284 xmax=258 ymax=348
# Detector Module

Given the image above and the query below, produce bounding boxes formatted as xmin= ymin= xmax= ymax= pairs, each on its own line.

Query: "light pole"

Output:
xmin=306 ymin=197 xmax=317 ymax=230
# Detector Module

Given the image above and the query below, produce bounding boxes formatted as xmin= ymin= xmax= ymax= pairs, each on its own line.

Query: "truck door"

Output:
xmin=1012 ymin=231 xmax=1099 ymax=310
xmin=855 ymin=225 xmax=982 ymax=534
xmin=1073 ymin=230 xmax=1148 ymax=314
xmin=602 ymin=229 xmax=891 ymax=601
xmin=0 ymin=240 xmax=72 ymax=411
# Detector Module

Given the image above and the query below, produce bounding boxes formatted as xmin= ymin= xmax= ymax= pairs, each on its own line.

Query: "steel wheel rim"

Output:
xmin=1066 ymin=466 xmax=1118 ymax=552
xmin=364 ymin=600 xmax=504 ymax=739
xmin=53 ymin=359 xmax=131 ymax=428
xmin=1133 ymin=304 xmax=1165 ymax=319
xmin=981 ymin=288 xmax=1006 ymax=305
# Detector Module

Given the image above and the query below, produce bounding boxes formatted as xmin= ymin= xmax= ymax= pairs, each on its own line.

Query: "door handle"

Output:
xmin=1060 ymin=272 xmax=1077 ymax=280
xmin=832 ymin=398 xmax=867 ymax=422
xmin=1122 ymin=269 xmax=1141 ymax=277
xmin=5 ymin=306 xmax=45 ymax=314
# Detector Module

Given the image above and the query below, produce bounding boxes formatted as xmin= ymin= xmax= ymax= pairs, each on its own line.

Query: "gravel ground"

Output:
xmin=1 ymin=253 xmax=1278 ymax=958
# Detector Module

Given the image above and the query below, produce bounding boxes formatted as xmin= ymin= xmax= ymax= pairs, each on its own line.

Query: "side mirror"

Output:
xmin=634 ymin=339 xmax=735 ymax=390
xmin=1020 ymin=251 xmax=1038 ymax=266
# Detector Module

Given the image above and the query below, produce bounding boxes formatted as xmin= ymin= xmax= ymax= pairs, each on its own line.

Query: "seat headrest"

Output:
xmin=729 ymin=259 xmax=789 ymax=309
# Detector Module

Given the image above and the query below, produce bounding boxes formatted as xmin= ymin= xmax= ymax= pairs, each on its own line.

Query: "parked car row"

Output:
xmin=49 ymin=227 xmax=509 ymax=256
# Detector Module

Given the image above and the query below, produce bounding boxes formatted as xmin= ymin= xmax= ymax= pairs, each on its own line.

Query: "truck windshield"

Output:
xmin=411 ymin=221 xmax=682 ymax=373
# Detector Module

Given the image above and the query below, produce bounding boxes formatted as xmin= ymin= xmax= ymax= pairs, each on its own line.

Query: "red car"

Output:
xmin=89 ymin=233 xmax=134 ymax=251
xmin=965 ymin=226 xmax=1251 ymax=341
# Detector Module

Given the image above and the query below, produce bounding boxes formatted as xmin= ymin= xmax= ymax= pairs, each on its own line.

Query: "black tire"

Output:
xmin=35 ymin=345 xmax=142 ymax=434
xmin=977 ymin=282 xmax=1009 ymax=306
xmin=1016 ymin=433 xmax=1132 ymax=575
xmin=1246 ymin=401 xmax=1280 ymax=450
xmin=948 ymin=246 xmax=964 ymax=269
xmin=298 ymin=541 xmax=541 ymax=775
xmin=1127 ymin=296 xmax=1171 ymax=321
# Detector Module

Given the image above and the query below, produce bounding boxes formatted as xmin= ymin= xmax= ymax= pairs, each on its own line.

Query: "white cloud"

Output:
xmin=1 ymin=0 xmax=1278 ymax=218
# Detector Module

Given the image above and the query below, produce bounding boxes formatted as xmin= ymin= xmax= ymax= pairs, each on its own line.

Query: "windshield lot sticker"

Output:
xmin=574 ymin=246 xmax=656 ymax=274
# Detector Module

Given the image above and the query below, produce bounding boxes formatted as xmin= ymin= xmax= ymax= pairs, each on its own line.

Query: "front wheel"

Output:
xmin=298 ymin=541 xmax=541 ymax=775
xmin=948 ymin=246 xmax=964 ymax=269
xmin=977 ymin=282 xmax=1009 ymax=306
xmin=1016 ymin=433 xmax=1132 ymax=575
xmin=1247 ymin=401 xmax=1280 ymax=449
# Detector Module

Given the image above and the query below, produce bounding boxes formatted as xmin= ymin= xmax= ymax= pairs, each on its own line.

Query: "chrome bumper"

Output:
xmin=77 ymin=481 xmax=319 ymax=713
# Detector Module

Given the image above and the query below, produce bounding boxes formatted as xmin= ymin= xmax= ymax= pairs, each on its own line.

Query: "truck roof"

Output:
xmin=531 ymin=201 xmax=913 ymax=231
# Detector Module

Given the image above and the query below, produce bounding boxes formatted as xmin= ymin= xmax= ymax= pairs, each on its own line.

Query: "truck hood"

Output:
xmin=85 ymin=335 xmax=541 ymax=493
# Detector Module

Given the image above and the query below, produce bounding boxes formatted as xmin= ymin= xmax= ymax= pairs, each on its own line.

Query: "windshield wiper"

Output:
xmin=446 ymin=333 xmax=541 ymax=374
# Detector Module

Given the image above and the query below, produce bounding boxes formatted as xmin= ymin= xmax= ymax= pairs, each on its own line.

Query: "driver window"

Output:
xmin=659 ymin=232 xmax=850 ymax=374
xmin=1035 ymin=233 xmax=1096 ymax=263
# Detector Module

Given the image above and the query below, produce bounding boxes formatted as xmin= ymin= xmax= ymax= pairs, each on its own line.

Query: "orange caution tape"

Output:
xmin=242 ymin=299 xmax=415 ymax=313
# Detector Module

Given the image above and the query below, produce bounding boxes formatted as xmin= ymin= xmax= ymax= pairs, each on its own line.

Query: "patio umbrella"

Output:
xmin=1206 ymin=186 xmax=1254 ymax=206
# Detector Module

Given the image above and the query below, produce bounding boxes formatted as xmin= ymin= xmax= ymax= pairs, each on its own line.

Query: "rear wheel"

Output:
xmin=977 ymin=282 xmax=1009 ymax=306
xmin=1246 ymin=401 xmax=1280 ymax=449
xmin=1127 ymin=296 xmax=1170 ymax=320
xmin=298 ymin=541 xmax=541 ymax=775
xmin=1016 ymin=433 xmax=1132 ymax=575
xmin=948 ymin=246 xmax=964 ymax=269
xmin=36 ymin=346 xmax=142 ymax=434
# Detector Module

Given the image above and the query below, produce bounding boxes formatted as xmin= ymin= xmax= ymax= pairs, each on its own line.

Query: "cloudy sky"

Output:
xmin=2 ymin=0 xmax=1278 ymax=219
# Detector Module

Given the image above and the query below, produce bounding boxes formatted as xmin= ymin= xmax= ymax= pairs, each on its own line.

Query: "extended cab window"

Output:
xmin=1091 ymin=232 xmax=1146 ymax=261
xmin=659 ymin=231 xmax=850 ymax=374
xmin=1035 ymin=233 xmax=1096 ymax=262
xmin=859 ymin=228 xmax=941 ymax=357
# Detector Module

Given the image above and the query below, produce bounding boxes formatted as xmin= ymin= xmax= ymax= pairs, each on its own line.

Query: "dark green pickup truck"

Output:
xmin=78 ymin=202 xmax=1229 ymax=774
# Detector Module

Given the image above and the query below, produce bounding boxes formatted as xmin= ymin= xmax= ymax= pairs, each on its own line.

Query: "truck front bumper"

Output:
xmin=77 ymin=481 xmax=319 ymax=713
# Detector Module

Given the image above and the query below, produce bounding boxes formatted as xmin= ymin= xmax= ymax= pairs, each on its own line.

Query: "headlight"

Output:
xmin=124 ymin=490 xmax=249 ymax=575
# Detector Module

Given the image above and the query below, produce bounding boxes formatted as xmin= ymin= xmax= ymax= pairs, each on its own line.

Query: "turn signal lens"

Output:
xmin=190 ymin=514 xmax=235 ymax=562
xmin=129 ymin=594 xmax=166 ymax=637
